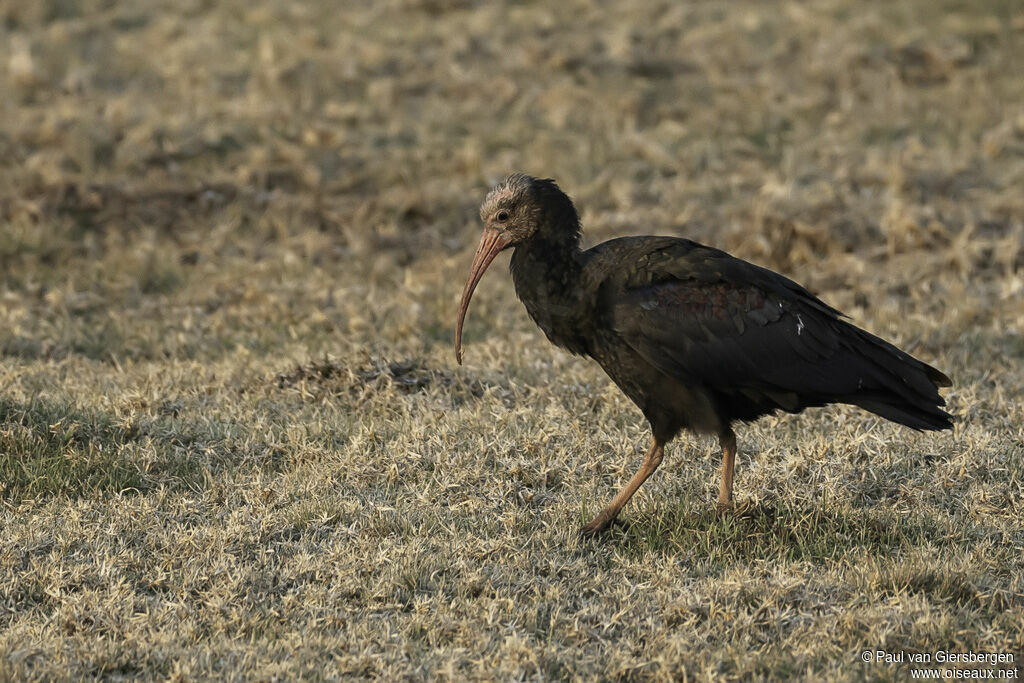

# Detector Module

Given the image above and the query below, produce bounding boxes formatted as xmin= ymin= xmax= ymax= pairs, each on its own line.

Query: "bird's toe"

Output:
xmin=579 ymin=514 xmax=615 ymax=537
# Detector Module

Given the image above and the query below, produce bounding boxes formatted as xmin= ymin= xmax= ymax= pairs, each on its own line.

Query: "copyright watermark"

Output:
xmin=861 ymin=650 xmax=1018 ymax=679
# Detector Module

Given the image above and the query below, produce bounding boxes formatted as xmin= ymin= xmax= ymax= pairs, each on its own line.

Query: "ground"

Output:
xmin=1 ymin=0 xmax=1023 ymax=679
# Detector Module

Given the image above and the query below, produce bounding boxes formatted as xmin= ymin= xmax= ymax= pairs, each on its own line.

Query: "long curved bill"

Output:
xmin=455 ymin=227 xmax=511 ymax=364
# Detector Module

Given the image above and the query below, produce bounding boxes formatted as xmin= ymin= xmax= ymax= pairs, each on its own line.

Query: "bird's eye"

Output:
xmin=496 ymin=210 xmax=509 ymax=222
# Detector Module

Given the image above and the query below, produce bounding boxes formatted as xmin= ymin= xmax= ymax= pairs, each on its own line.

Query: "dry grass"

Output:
xmin=1 ymin=0 xmax=1023 ymax=679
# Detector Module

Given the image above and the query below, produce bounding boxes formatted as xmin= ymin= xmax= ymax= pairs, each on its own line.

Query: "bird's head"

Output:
xmin=477 ymin=172 xmax=545 ymax=243
xmin=455 ymin=174 xmax=580 ymax=364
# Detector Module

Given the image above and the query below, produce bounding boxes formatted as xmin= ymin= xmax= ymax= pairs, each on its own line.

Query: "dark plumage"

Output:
xmin=456 ymin=174 xmax=952 ymax=536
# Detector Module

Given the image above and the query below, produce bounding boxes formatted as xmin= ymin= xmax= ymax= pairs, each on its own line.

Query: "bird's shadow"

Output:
xmin=585 ymin=499 xmax=947 ymax=564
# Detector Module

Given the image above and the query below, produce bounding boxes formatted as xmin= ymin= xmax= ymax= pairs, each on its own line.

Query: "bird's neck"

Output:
xmin=509 ymin=234 xmax=591 ymax=355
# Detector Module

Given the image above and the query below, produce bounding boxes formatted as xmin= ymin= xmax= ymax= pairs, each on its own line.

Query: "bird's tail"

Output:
xmin=852 ymin=396 xmax=952 ymax=431
xmin=844 ymin=326 xmax=953 ymax=431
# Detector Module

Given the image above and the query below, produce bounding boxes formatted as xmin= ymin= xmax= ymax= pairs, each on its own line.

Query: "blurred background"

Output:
xmin=2 ymin=0 xmax=1022 ymax=367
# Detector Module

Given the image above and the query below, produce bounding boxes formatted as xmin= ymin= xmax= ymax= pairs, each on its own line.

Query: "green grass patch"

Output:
xmin=0 ymin=397 xmax=145 ymax=498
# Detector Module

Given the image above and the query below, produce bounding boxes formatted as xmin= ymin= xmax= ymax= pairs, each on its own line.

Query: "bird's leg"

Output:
xmin=580 ymin=436 xmax=665 ymax=537
xmin=717 ymin=428 xmax=737 ymax=512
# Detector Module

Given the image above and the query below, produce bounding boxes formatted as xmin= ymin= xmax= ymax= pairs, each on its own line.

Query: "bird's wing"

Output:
xmin=600 ymin=239 xmax=916 ymax=407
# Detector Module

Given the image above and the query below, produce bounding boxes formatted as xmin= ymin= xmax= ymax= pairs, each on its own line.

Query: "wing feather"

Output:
xmin=600 ymin=241 xmax=897 ymax=402
xmin=584 ymin=236 xmax=951 ymax=429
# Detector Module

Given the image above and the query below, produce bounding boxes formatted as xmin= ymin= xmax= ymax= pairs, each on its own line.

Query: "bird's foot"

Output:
xmin=716 ymin=501 xmax=735 ymax=516
xmin=579 ymin=511 xmax=619 ymax=537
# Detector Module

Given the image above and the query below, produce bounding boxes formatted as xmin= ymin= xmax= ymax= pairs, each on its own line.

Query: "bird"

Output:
xmin=455 ymin=174 xmax=952 ymax=536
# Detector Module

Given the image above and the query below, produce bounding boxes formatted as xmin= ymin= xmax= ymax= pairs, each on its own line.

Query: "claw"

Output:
xmin=579 ymin=513 xmax=618 ymax=537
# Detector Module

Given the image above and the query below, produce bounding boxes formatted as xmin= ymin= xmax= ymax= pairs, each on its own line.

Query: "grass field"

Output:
xmin=1 ymin=0 xmax=1023 ymax=679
